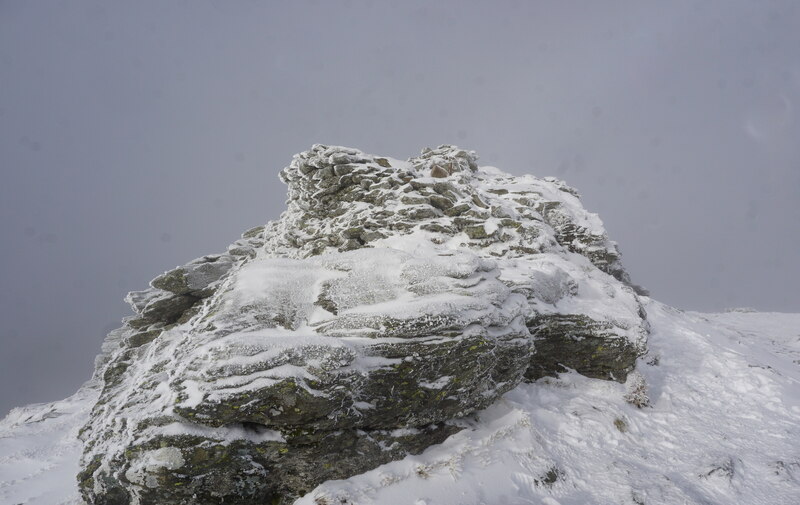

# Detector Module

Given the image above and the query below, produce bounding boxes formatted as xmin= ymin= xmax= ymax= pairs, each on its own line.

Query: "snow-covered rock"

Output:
xmin=4 ymin=306 xmax=799 ymax=504
xmin=5 ymin=145 xmax=656 ymax=504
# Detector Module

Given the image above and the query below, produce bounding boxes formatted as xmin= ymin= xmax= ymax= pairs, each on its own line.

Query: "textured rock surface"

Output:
xmin=78 ymin=145 xmax=648 ymax=504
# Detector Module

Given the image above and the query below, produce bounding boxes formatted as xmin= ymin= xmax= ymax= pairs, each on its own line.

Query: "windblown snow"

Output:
xmin=2 ymin=303 xmax=799 ymax=504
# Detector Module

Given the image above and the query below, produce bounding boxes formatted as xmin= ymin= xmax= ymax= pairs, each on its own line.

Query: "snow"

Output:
xmin=297 ymin=301 xmax=800 ymax=505
xmin=0 ymin=386 xmax=97 ymax=505
xmin=2 ymin=300 xmax=799 ymax=504
xmin=419 ymin=377 xmax=454 ymax=390
xmin=124 ymin=447 xmax=185 ymax=488
xmin=151 ymin=421 xmax=285 ymax=444
xmin=1 ymin=145 xmax=796 ymax=503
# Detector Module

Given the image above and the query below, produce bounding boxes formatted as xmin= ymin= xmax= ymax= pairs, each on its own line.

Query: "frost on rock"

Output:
xmin=77 ymin=145 xmax=649 ymax=504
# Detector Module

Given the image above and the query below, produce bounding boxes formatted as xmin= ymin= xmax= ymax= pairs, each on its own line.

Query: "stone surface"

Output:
xmin=78 ymin=145 xmax=648 ymax=504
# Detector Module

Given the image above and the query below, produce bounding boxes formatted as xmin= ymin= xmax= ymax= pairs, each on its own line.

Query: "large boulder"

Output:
xmin=78 ymin=145 xmax=648 ymax=504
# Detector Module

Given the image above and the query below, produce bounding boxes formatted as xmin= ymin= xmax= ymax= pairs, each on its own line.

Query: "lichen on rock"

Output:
xmin=78 ymin=144 xmax=649 ymax=504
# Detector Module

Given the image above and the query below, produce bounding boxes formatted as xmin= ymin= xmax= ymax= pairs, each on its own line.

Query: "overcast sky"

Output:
xmin=1 ymin=0 xmax=798 ymax=415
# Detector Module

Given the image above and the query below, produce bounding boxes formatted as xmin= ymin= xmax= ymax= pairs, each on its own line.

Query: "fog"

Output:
xmin=1 ymin=0 xmax=798 ymax=415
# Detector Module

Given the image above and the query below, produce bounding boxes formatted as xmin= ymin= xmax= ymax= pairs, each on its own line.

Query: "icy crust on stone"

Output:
xmin=172 ymin=249 xmax=530 ymax=431
xmin=268 ymin=144 xmax=635 ymax=285
xmin=78 ymin=145 xmax=649 ymax=504
xmin=78 ymin=249 xmax=533 ymax=503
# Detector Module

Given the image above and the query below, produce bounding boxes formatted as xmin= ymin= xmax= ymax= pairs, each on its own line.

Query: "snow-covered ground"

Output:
xmin=0 ymin=386 xmax=96 ymax=505
xmin=2 ymin=299 xmax=799 ymax=504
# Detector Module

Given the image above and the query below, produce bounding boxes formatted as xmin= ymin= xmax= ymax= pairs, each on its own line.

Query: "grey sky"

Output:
xmin=1 ymin=0 xmax=798 ymax=416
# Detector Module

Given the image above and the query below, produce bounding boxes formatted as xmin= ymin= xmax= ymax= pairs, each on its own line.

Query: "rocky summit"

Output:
xmin=77 ymin=145 xmax=649 ymax=504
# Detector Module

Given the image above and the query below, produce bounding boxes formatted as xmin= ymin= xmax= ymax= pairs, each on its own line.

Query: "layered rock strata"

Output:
xmin=78 ymin=145 xmax=648 ymax=504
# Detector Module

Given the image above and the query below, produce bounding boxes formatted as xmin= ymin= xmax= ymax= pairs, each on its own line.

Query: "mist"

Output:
xmin=1 ymin=0 xmax=798 ymax=415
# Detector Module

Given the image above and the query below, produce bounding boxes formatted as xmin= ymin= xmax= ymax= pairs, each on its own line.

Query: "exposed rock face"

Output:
xmin=78 ymin=145 xmax=648 ymax=504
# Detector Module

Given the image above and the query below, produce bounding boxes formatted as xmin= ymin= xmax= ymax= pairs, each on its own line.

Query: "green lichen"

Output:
xmin=151 ymin=268 xmax=189 ymax=294
xmin=525 ymin=314 xmax=642 ymax=382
